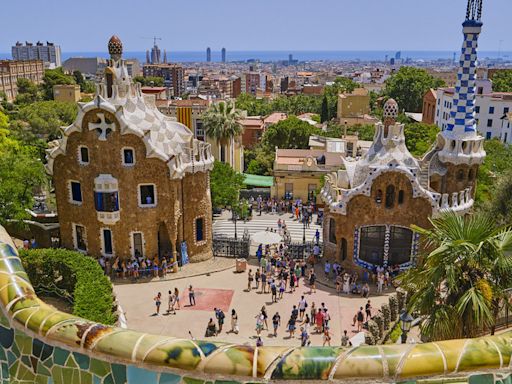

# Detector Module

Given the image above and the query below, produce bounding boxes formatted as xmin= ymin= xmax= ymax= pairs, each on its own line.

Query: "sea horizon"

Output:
xmin=1 ymin=50 xmax=511 ymax=63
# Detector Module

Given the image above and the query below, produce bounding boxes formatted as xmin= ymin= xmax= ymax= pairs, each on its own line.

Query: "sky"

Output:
xmin=0 ymin=0 xmax=510 ymax=53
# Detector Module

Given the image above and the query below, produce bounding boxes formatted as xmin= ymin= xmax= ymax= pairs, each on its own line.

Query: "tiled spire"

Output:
xmin=444 ymin=0 xmax=483 ymax=138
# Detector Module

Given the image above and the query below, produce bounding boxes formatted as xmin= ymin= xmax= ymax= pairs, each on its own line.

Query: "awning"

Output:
xmin=243 ymin=173 xmax=273 ymax=187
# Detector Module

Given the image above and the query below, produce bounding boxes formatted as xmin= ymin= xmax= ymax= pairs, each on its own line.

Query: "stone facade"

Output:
xmin=47 ymin=36 xmax=214 ymax=262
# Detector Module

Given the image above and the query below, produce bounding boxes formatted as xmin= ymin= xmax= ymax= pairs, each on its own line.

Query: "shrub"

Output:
xmin=367 ymin=320 xmax=380 ymax=341
xmin=396 ymin=288 xmax=407 ymax=312
xmin=373 ymin=313 xmax=384 ymax=339
xmin=381 ymin=304 xmax=391 ymax=330
xmin=389 ymin=295 xmax=399 ymax=321
xmin=19 ymin=249 xmax=117 ymax=325
xmin=365 ymin=334 xmax=375 ymax=346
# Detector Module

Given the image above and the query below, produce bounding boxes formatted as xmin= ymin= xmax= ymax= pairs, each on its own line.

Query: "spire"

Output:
xmin=146 ymin=50 xmax=150 ymax=64
xmin=466 ymin=0 xmax=483 ymax=22
xmin=107 ymin=35 xmax=123 ymax=61
xmin=163 ymin=50 xmax=167 ymax=64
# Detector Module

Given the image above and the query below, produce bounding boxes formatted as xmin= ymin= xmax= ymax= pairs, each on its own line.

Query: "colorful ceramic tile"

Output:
xmin=272 ymin=347 xmax=341 ymax=380
xmin=203 ymin=345 xmax=254 ymax=376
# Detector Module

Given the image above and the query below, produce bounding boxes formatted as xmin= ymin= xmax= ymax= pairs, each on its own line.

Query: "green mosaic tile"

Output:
xmin=159 ymin=372 xmax=181 ymax=384
xmin=14 ymin=333 xmax=32 ymax=355
xmin=9 ymin=360 xmax=19 ymax=375
xmin=33 ymin=339 xmax=53 ymax=362
xmin=42 ymin=357 xmax=54 ymax=369
xmin=80 ymin=370 xmax=93 ymax=384
xmin=103 ymin=373 xmax=114 ymax=384
xmin=11 ymin=340 xmax=19 ymax=356
xmin=51 ymin=366 xmax=64 ymax=384
xmin=20 ymin=355 xmax=30 ymax=369
xmin=111 ymin=363 xmax=126 ymax=384
xmin=73 ymin=352 xmax=90 ymax=370
xmin=65 ymin=354 xmax=77 ymax=368
xmin=17 ymin=361 xmax=36 ymax=381
xmin=7 ymin=351 xmax=16 ymax=366
xmin=36 ymin=361 xmax=51 ymax=376
xmin=53 ymin=348 xmax=69 ymax=366
xmin=34 ymin=374 xmax=49 ymax=384
xmin=90 ymin=359 xmax=110 ymax=378
xmin=93 ymin=375 xmax=101 ymax=384
xmin=182 ymin=377 xmax=205 ymax=384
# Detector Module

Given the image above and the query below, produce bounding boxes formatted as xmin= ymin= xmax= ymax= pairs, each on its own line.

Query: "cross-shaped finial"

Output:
xmin=88 ymin=113 xmax=115 ymax=141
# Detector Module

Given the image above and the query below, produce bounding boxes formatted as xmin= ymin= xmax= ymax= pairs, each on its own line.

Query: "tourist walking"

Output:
xmin=298 ymin=296 xmax=308 ymax=320
xmin=323 ymin=327 xmax=332 ymax=346
xmin=365 ymin=300 xmax=372 ymax=321
xmin=271 ymin=280 xmax=277 ymax=303
xmin=272 ymin=312 xmax=281 ymax=336
xmin=167 ymin=290 xmax=176 ymax=314
xmin=261 ymin=306 xmax=269 ymax=330
xmin=356 ymin=307 xmax=365 ymax=332
xmin=230 ymin=309 xmax=239 ymax=334
xmin=310 ymin=302 xmax=316 ymax=325
xmin=300 ymin=327 xmax=310 ymax=346
xmin=341 ymin=330 xmax=349 ymax=347
xmin=174 ymin=288 xmax=180 ymax=310
xmin=248 ymin=269 xmax=254 ymax=291
xmin=287 ymin=316 xmax=297 ymax=338
xmin=188 ymin=285 xmax=196 ymax=306
xmin=255 ymin=314 xmax=264 ymax=336
xmin=154 ymin=292 xmax=162 ymax=315
xmin=215 ymin=308 xmax=225 ymax=333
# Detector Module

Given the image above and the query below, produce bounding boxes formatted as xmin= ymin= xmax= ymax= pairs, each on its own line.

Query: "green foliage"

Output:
xmin=492 ymin=70 xmax=512 ymax=92
xmin=398 ymin=213 xmax=512 ymax=340
xmin=482 ymin=168 xmax=512 ymax=226
xmin=403 ymin=123 xmax=439 ymax=157
xmin=210 ymin=160 xmax=245 ymax=208
xmin=41 ymin=68 xmax=75 ymax=100
xmin=235 ymin=93 xmax=322 ymax=116
xmin=73 ymin=70 xmax=95 ymax=93
xmin=320 ymin=95 xmax=329 ymax=123
xmin=0 ymin=137 xmax=47 ymax=224
xmin=475 ymin=139 xmax=512 ymax=204
xmin=262 ymin=116 xmax=320 ymax=150
xmin=19 ymin=248 xmax=117 ymax=325
xmin=384 ymin=67 xmax=445 ymax=112
xmin=202 ymin=101 xmax=243 ymax=141
xmin=15 ymin=78 xmax=40 ymax=105
xmin=133 ymin=76 xmax=164 ymax=87
xmin=388 ymin=323 xmax=402 ymax=344
xmin=322 ymin=121 xmax=375 ymax=141
xmin=244 ymin=147 xmax=274 ymax=176
xmin=15 ymin=101 xmax=77 ymax=140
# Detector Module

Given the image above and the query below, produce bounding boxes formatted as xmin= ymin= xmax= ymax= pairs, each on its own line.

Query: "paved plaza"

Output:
xmin=213 ymin=211 xmax=323 ymax=242
xmin=114 ymin=260 xmax=392 ymax=348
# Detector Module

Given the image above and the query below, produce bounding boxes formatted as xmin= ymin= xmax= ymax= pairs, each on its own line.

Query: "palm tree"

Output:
xmin=201 ymin=101 xmax=243 ymax=164
xmin=398 ymin=212 xmax=512 ymax=341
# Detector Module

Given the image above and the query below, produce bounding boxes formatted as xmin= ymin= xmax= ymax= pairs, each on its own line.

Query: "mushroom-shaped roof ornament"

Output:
xmin=383 ymin=98 xmax=399 ymax=127
xmin=108 ymin=35 xmax=123 ymax=61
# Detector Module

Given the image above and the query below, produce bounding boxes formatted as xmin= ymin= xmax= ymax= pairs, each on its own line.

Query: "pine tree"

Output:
xmin=320 ymin=95 xmax=329 ymax=123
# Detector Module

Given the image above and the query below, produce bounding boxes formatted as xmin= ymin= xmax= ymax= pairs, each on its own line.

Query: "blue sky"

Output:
xmin=0 ymin=0 xmax=509 ymax=52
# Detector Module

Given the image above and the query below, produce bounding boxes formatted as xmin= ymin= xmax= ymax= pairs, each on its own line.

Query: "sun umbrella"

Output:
xmin=251 ymin=231 xmax=282 ymax=245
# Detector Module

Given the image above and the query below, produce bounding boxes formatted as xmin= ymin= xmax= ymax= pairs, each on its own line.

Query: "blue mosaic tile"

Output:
xmin=158 ymin=372 xmax=181 ymax=384
xmin=0 ymin=327 xmax=13 ymax=349
xmin=127 ymin=366 xmax=157 ymax=382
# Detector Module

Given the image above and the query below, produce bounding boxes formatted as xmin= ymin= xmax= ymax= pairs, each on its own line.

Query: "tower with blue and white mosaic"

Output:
xmin=436 ymin=0 xmax=486 ymax=165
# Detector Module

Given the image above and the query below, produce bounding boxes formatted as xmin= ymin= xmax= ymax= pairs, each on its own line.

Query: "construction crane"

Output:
xmin=141 ymin=36 xmax=162 ymax=47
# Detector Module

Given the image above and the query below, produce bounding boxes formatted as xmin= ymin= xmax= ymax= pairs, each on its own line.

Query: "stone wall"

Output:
xmin=53 ymin=108 xmax=212 ymax=262
xmin=323 ymin=171 xmax=433 ymax=268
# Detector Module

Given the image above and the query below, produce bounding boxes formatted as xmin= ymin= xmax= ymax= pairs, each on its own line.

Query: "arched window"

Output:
xmin=375 ymin=189 xmax=383 ymax=204
xmin=385 ymin=185 xmax=395 ymax=208
xmin=398 ymin=190 xmax=405 ymax=205
xmin=329 ymin=218 xmax=337 ymax=244
xmin=341 ymin=238 xmax=347 ymax=261
xmin=468 ymin=169 xmax=474 ymax=180
xmin=457 ymin=169 xmax=465 ymax=181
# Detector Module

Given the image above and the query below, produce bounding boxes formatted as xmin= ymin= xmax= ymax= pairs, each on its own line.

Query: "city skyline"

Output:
xmin=1 ymin=0 xmax=510 ymax=53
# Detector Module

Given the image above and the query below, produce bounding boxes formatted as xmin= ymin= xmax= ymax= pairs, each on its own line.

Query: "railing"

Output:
xmin=438 ymin=187 xmax=473 ymax=212
xmin=1 ymin=225 xmax=512 ymax=384
xmin=212 ymin=234 xmax=250 ymax=258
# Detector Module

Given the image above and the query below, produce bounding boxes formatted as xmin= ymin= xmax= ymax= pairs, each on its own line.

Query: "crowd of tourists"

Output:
xmin=98 ymin=250 xmax=177 ymax=280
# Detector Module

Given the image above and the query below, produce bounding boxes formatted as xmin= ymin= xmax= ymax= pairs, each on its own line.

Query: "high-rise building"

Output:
xmin=151 ymin=43 xmax=161 ymax=64
xmin=206 ymin=47 xmax=211 ymax=62
xmin=11 ymin=41 xmax=61 ymax=68
xmin=142 ymin=63 xmax=185 ymax=97
xmin=221 ymin=48 xmax=226 ymax=63
xmin=0 ymin=60 xmax=44 ymax=101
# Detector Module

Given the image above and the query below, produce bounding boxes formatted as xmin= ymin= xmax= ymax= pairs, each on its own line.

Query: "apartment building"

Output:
xmin=0 ymin=60 xmax=44 ymax=101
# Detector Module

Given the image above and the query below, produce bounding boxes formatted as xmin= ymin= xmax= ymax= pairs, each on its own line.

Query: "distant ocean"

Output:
xmin=1 ymin=50 xmax=510 ymax=63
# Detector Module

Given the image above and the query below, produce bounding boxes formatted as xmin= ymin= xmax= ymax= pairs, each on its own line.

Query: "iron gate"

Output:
xmin=213 ymin=235 xmax=251 ymax=258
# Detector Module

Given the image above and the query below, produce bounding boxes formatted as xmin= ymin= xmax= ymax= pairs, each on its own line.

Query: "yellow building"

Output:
xmin=53 ymin=84 xmax=81 ymax=102
xmin=337 ymin=88 xmax=378 ymax=126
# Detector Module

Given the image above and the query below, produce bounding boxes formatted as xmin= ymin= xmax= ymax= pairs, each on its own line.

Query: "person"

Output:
xmin=215 ymin=308 xmax=225 ymax=333
xmin=343 ymin=273 xmax=350 ymax=295
xmin=205 ymin=318 xmax=217 ymax=337
xmin=300 ymin=327 xmax=310 ymax=346
xmin=256 ymin=336 xmax=263 ymax=347
xmin=365 ymin=300 xmax=372 ymax=321
xmin=256 ymin=245 xmax=263 ymax=264
xmin=315 ymin=229 xmax=320 ymax=244
xmin=174 ymin=288 xmax=180 ymax=310
xmin=313 ymin=243 xmax=320 ymax=259
xmin=377 ymin=273 xmax=384 ymax=294
xmin=323 ymin=309 xmax=331 ymax=331
xmin=255 ymin=314 xmax=264 ymax=336
xmin=324 ymin=261 xmax=331 ymax=278
xmin=356 ymin=307 xmax=365 ymax=332
xmin=272 ymin=312 xmax=281 ymax=337
xmin=298 ymin=296 xmax=308 ymax=320
xmin=309 ymin=270 xmax=317 ymax=294
xmin=310 ymin=302 xmax=316 ymax=325
xmin=231 ymin=309 xmax=239 ymax=334
xmin=301 ymin=313 xmax=311 ymax=333
xmin=248 ymin=269 xmax=254 ymax=291
xmin=294 ymin=264 xmax=301 ymax=287
xmin=287 ymin=316 xmax=296 ymax=338
xmin=323 ymin=327 xmax=332 ymax=346
xmin=336 ymin=274 xmax=342 ymax=294
xmin=255 ymin=269 xmax=261 ymax=290
xmin=341 ymin=330 xmax=349 ymax=347
xmin=278 ymin=280 xmax=285 ymax=300
xmin=315 ymin=308 xmax=324 ymax=333
xmin=154 ymin=292 xmax=162 ymax=315
xmin=261 ymin=306 xmax=269 ymax=330
xmin=362 ymin=283 xmax=370 ymax=298
xmin=291 ymin=305 xmax=299 ymax=321
xmin=167 ymin=290 xmax=176 ymax=314
xmin=188 ymin=285 xmax=196 ymax=306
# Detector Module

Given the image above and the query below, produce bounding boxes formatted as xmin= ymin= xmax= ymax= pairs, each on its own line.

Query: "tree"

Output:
xmin=492 ymin=70 xmax=512 ymax=92
xmin=235 ymin=93 xmax=271 ymax=116
xmin=262 ymin=116 xmax=320 ymax=150
xmin=202 ymin=101 xmax=243 ymax=141
xmin=41 ymin=68 xmax=75 ymax=100
xmin=15 ymin=78 xmax=40 ymax=105
xmin=475 ymin=139 xmax=512 ymax=204
xmin=404 ymin=123 xmax=439 ymax=157
xmin=133 ymin=76 xmax=164 ymax=87
xmin=320 ymin=95 xmax=329 ymax=123
xmin=485 ymin=169 xmax=512 ymax=227
xmin=209 ymin=161 xmax=245 ymax=209
xmin=323 ymin=77 xmax=358 ymax=118
xmin=0 ymin=137 xmax=47 ymax=224
xmin=245 ymin=146 xmax=274 ymax=176
xmin=384 ymin=67 xmax=445 ymax=112
xmin=398 ymin=213 xmax=512 ymax=341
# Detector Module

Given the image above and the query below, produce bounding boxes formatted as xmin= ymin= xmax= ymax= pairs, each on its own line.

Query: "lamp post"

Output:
xmin=399 ymin=310 xmax=414 ymax=344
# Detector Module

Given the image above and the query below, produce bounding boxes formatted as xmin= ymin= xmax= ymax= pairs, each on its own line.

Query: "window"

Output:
xmin=220 ymin=145 xmax=226 ymax=162
xmin=94 ymin=192 xmax=119 ymax=212
xmin=457 ymin=169 xmax=465 ymax=181
xmin=70 ymin=181 xmax=82 ymax=203
xmin=74 ymin=224 xmax=86 ymax=251
xmin=468 ymin=169 xmax=474 ymax=180
xmin=132 ymin=232 xmax=144 ymax=258
xmin=388 ymin=227 xmax=413 ymax=265
xmin=489 ymin=106 xmax=495 ymax=114
xmin=139 ymin=184 xmax=156 ymax=206
xmin=122 ymin=148 xmax=135 ymax=165
xmin=196 ymin=121 xmax=204 ymax=140
xmin=102 ymin=229 xmax=113 ymax=255
xmin=329 ymin=218 xmax=337 ymax=244
xmin=398 ymin=190 xmax=405 ymax=205
xmin=487 ymin=119 xmax=493 ymax=127
xmin=385 ymin=185 xmax=395 ymax=208
xmin=79 ymin=146 xmax=89 ymax=164
xmin=504 ymin=107 xmax=510 ymax=115
xmin=375 ymin=189 xmax=383 ymax=204
xmin=359 ymin=226 xmax=386 ymax=266
xmin=475 ymin=106 xmax=480 ymax=114
xmin=196 ymin=217 xmax=204 ymax=242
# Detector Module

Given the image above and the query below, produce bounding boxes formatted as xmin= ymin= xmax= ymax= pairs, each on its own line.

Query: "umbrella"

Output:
xmin=251 ymin=231 xmax=282 ymax=245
